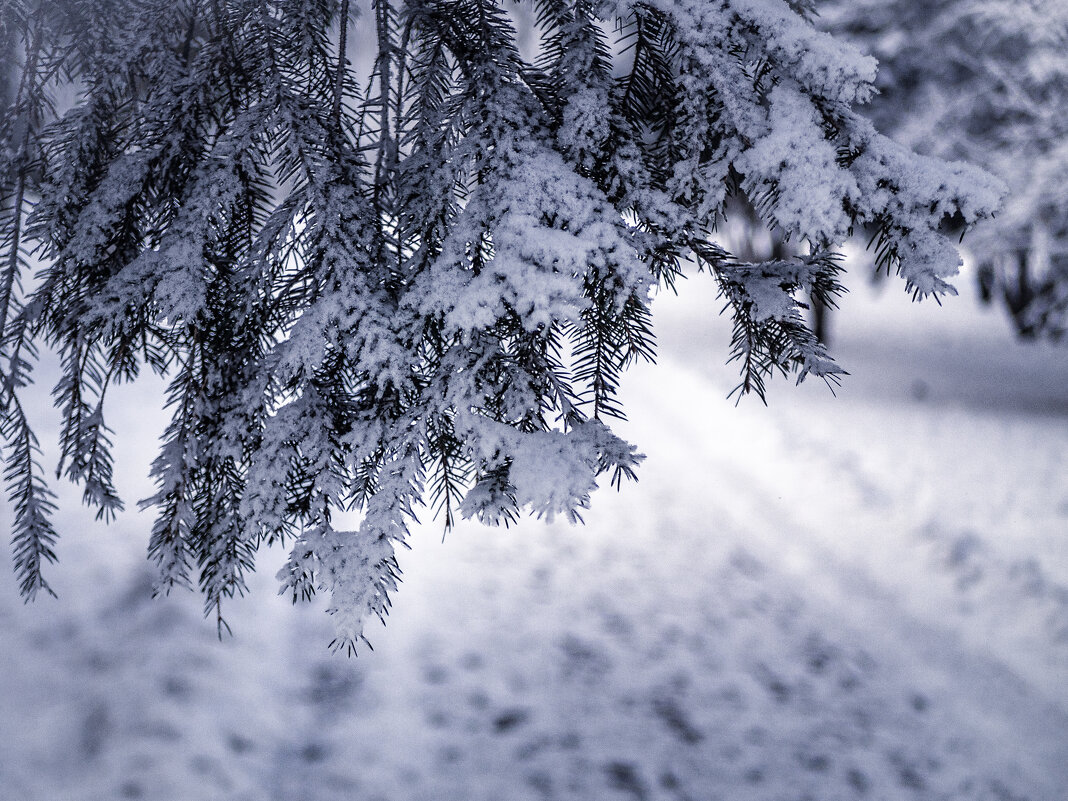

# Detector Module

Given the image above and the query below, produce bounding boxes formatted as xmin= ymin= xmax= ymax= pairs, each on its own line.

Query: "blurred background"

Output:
xmin=2 ymin=1 xmax=1067 ymax=799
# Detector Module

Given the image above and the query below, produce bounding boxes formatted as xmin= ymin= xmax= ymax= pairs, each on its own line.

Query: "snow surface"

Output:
xmin=2 ymin=268 xmax=1067 ymax=800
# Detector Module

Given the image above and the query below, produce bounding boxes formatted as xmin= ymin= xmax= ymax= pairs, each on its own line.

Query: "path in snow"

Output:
xmin=1 ymin=272 xmax=1066 ymax=800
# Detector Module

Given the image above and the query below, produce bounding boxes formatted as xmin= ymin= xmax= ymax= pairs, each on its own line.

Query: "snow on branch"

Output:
xmin=0 ymin=0 xmax=1000 ymax=649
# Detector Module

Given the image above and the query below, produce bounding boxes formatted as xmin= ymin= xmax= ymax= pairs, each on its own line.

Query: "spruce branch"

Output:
xmin=0 ymin=0 xmax=1001 ymax=651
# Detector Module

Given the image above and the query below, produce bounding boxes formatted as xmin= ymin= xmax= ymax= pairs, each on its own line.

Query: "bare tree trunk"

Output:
xmin=812 ymin=293 xmax=829 ymax=346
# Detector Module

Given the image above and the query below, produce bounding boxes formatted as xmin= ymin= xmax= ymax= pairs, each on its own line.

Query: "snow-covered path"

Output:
xmin=2 ymin=273 xmax=1066 ymax=800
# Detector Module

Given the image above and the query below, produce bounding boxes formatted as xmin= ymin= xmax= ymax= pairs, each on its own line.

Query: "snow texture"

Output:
xmin=2 ymin=268 xmax=1066 ymax=800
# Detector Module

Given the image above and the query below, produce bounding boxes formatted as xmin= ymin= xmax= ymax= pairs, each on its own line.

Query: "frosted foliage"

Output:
xmin=276 ymin=524 xmax=399 ymax=653
xmin=820 ymin=0 xmax=1068 ymax=335
xmin=638 ymin=0 xmax=877 ymax=104
xmin=429 ymin=148 xmax=645 ymax=335
xmin=735 ymin=86 xmax=857 ymax=244
xmin=724 ymin=0 xmax=878 ymax=103
xmin=848 ymin=125 xmax=1005 ymax=296
xmin=558 ymin=86 xmax=612 ymax=171
xmin=727 ymin=263 xmax=814 ymax=324
xmin=0 ymin=0 xmax=998 ymax=649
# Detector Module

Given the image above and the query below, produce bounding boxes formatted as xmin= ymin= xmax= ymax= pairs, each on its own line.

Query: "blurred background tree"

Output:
xmin=819 ymin=0 xmax=1068 ymax=339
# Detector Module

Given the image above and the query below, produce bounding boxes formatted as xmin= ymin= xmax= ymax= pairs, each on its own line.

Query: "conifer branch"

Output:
xmin=0 ymin=0 xmax=1002 ymax=650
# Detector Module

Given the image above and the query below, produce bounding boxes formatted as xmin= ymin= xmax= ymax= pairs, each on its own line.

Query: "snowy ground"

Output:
xmin=2 ymin=269 xmax=1067 ymax=801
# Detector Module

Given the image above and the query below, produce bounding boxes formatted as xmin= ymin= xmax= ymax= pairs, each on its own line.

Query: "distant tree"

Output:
xmin=820 ymin=0 xmax=1068 ymax=338
xmin=1 ymin=0 xmax=1000 ymax=650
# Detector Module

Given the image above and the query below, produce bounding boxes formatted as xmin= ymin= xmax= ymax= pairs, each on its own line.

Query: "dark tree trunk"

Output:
xmin=812 ymin=294 xmax=829 ymax=346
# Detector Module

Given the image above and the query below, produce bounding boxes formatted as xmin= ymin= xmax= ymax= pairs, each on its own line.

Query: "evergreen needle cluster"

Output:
xmin=1 ymin=0 xmax=1001 ymax=650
